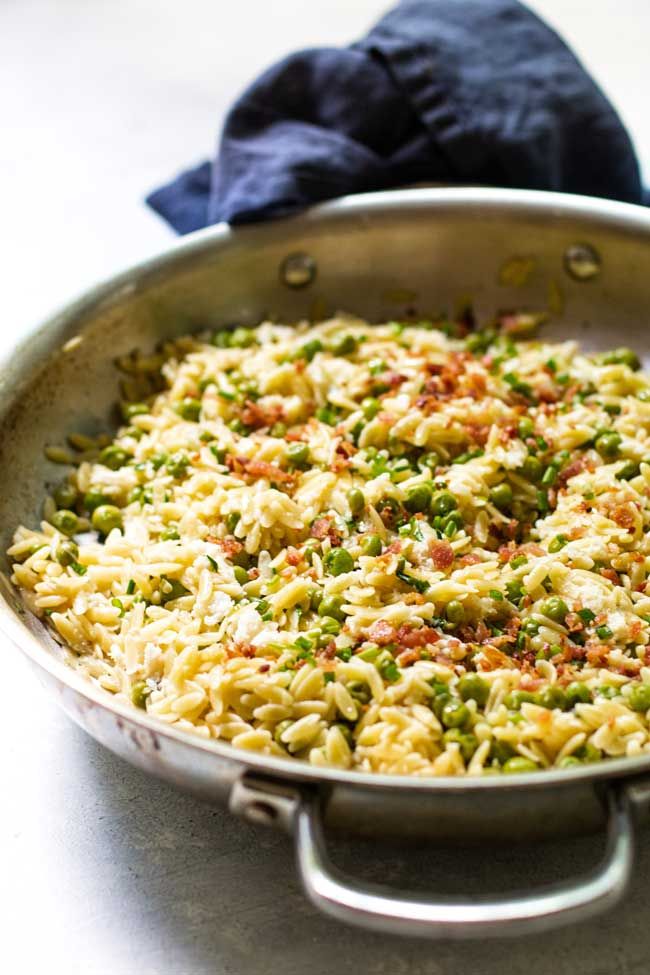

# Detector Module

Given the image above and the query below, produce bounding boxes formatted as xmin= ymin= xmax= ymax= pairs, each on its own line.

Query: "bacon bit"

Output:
xmin=226 ymin=455 xmax=295 ymax=486
xmin=380 ymin=371 xmax=407 ymax=389
xmin=258 ymin=662 xmax=270 ymax=673
xmin=286 ymin=547 xmax=302 ymax=566
xmin=330 ymin=439 xmax=357 ymax=473
xmin=586 ymin=644 xmax=611 ymax=667
xmin=465 ymin=422 xmax=490 ymax=446
xmin=240 ymin=398 xmax=284 ymax=430
xmin=248 ymin=567 xmax=260 ymax=580
xmin=475 ymin=620 xmax=491 ymax=643
xmin=395 ymin=624 xmax=442 ymax=648
xmin=385 ymin=540 xmax=402 ymax=555
xmin=464 ymin=371 xmax=487 ymax=398
xmin=403 ymin=592 xmax=426 ymax=604
xmin=565 ymin=612 xmax=584 ymax=633
xmin=478 ymin=645 xmax=515 ymax=670
xmin=500 ymin=540 xmax=545 ymax=562
xmin=428 ymin=539 xmax=454 ymax=571
xmin=317 ymin=643 xmax=338 ymax=661
xmin=310 ymin=517 xmax=342 ymax=546
xmin=600 ymin=567 xmax=621 ymax=586
xmin=519 ymin=674 xmax=543 ymax=691
xmin=610 ymin=504 xmax=636 ymax=532
xmin=336 ymin=439 xmax=357 ymax=458
xmin=459 ymin=553 xmax=481 ymax=566
xmin=229 ymin=642 xmax=256 ymax=659
xmin=368 ymin=621 xmax=396 ymax=645
xmin=220 ymin=536 xmax=243 ymax=557
xmin=396 ymin=648 xmax=421 ymax=667
xmin=559 ymin=456 xmax=592 ymax=483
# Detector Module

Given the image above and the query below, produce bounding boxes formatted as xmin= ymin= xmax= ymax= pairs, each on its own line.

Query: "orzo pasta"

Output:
xmin=10 ymin=313 xmax=650 ymax=775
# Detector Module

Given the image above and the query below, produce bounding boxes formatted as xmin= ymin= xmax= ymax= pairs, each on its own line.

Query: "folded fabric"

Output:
xmin=147 ymin=0 xmax=642 ymax=233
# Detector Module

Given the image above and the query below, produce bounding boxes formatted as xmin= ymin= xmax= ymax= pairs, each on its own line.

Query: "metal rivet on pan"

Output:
xmin=564 ymin=243 xmax=601 ymax=281
xmin=280 ymin=252 xmax=317 ymax=289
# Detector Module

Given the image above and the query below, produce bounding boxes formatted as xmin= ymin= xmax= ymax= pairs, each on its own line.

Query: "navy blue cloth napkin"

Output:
xmin=147 ymin=0 xmax=642 ymax=233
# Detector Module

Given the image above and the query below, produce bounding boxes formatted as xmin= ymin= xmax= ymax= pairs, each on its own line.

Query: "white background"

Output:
xmin=2 ymin=2 xmax=650 ymax=973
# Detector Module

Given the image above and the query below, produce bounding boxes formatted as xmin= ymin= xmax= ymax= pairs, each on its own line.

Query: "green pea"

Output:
xmin=548 ymin=534 xmax=568 ymax=553
xmin=52 ymin=509 xmax=79 ymax=536
xmin=229 ymin=327 xmax=255 ymax=348
xmin=519 ymin=456 xmax=543 ymax=483
xmin=270 ymin=422 xmax=287 ymax=438
xmin=160 ymin=576 xmax=190 ymax=603
xmin=166 ymin=453 xmax=189 ymax=479
xmin=443 ymin=729 xmax=478 ymax=762
xmin=274 ymin=719 xmax=293 ymax=745
xmin=458 ymin=674 xmax=489 ymax=707
xmin=628 ymin=683 xmax=650 ymax=712
xmin=521 ymin=618 xmax=540 ymax=635
xmin=418 ymin=451 xmax=440 ymax=472
xmin=99 ymin=445 xmax=130 ymax=470
xmin=91 ymin=504 xmax=123 ymax=536
xmin=440 ymin=699 xmax=470 ymax=729
xmin=558 ymin=756 xmax=582 ymax=769
xmin=541 ymin=463 xmax=558 ymax=487
xmin=175 ymin=397 xmax=202 ymax=422
xmin=489 ymin=740 xmax=516 ymax=764
xmin=318 ymin=594 xmax=345 ymax=621
xmin=53 ymin=481 xmax=79 ymax=510
xmin=430 ymin=490 xmax=457 ymax=516
xmin=320 ymin=616 xmax=341 ymax=636
xmin=504 ymin=690 xmax=540 ymax=710
xmin=361 ymin=397 xmax=380 ymax=420
xmin=287 ymin=442 xmax=309 ymax=468
xmin=56 ymin=539 xmax=79 ymax=567
xmin=616 ymin=461 xmax=640 ymax=481
xmin=233 ymin=566 xmax=249 ymax=586
xmin=446 ymin=600 xmax=466 ymax=625
xmin=330 ymin=333 xmax=358 ymax=356
xmin=489 ymin=482 xmax=513 ymax=509
xmin=518 ymin=416 xmax=534 ymax=439
xmin=502 ymin=756 xmax=539 ymax=774
xmin=602 ymin=347 xmax=641 ymax=371
xmin=565 ymin=681 xmax=592 ymax=707
xmin=347 ymin=681 xmax=371 ymax=704
xmin=538 ymin=685 xmax=567 ymax=710
xmin=212 ymin=329 xmax=232 ymax=348
xmin=442 ymin=510 xmax=464 ymax=532
xmin=324 ymin=548 xmax=354 ymax=576
xmin=131 ymin=681 xmax=151 ymax=710
xmin=84 ymin=490 xmax=111 ymax=512
xmin=347 ymin=488 xmax=365 ymax=516
xmin=404 ymin=482 xmax=433 ymax=514
xmin=573 ymin=742 xmax=601 ymax=763
xmin=225 ymin=512 xmax=241 ymax=534
xmin=595 ymin=431 xmax=622 ymax=458
xmin=121 ymin=401 xmax=149 ymax=421
xmin=539 ymin=596 xmax=569 ymax=623
xmin=361 ymin=534 xmax=382 ymax=557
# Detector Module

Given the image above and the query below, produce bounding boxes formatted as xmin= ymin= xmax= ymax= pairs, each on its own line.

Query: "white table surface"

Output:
xmin=2 ymin=2 xmax=650 ymax=972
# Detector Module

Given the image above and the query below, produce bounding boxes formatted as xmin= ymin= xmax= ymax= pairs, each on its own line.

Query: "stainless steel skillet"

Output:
xmin=2 ymin=187 xmax=650 ymax=939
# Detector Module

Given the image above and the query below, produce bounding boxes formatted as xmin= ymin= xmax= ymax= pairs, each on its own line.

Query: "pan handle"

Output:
xmin=293 ymin=783 xmax=634 ymax=939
